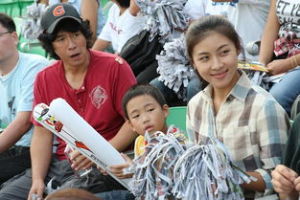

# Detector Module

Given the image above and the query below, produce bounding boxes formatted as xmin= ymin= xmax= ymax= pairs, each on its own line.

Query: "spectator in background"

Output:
xmin=183 ymin=0 xmax=208 ymax=22
xmin=92 ymin=0 xmax=145 ymax=53
xmin=0 ymin=4 xmax=136 ymax=200
xmin=208 ymin=0 xmax=270 ymax=61
xmin=271 ymin=114 xmax=300 ymax=200
xmin=259 ymin=0 xmax=300 ymax=115
xmin=0 ymin=13 xmax=48 ymax=186
xmin=39 ymin=0 xmax=105 ymax=43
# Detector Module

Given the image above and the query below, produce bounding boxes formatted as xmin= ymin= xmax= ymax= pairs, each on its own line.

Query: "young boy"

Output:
xmin=96 ymin=84 xmax=179 ymax=200
xmin=109 ymin=84 xmax=171 ymax=177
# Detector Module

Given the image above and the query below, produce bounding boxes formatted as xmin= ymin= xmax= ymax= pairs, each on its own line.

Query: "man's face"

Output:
xmin=52 ymin=30 xmax=89 ymax=67
xmin=0 ymin=24 xmax=18 ymax=64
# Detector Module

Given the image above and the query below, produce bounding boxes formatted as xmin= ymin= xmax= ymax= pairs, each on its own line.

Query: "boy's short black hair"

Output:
xmin=122 ymin=84 xmax=167 ymax=119
xmin=0 ymin=13 xmax=16 ymax=33
xmin=38 ymin=18 xmax=92 ymax=60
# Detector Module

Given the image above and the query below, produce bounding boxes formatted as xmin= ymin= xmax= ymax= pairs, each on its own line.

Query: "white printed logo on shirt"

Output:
xmin=90 ymin=85 xmax=107 ymax=109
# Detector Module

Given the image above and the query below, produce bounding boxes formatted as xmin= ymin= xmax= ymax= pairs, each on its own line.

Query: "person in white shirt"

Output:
xmin=0 ymin=13 xmax=48 ymax=186
xmin=92 ymin=0 xmax=145 ymax=53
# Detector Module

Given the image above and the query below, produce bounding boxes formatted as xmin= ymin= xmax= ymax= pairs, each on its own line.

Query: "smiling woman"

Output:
xmin=191 ymin=32 xmax=240 ymax=105
xmin=186 ymin=15 xmax=289 ymax=199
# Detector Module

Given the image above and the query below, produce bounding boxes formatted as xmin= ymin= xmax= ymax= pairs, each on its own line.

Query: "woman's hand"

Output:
xmin=267 ymin=59 xmax=293 ymax=75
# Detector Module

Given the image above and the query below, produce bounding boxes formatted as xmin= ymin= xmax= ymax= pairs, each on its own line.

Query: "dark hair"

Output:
xmin=0 ymin=13 xmax=16 ymax=33
xmin=115 ymin=0 xmax=130 ymax=8
xmin=122 ymin=84 xmax=167 ymax=119
xmin=186 ymin=15 xmax=241 ymax=63
xmin=38 ymin=18 xmax=92 ymax=59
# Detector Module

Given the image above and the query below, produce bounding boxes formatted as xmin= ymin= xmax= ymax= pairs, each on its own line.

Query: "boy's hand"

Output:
xmin=108 ymin=153 xmax=133 ymax=179
xmin=69 ymin=150 xmax=92 ymax=171
xmin=97 ymin=166 xmax=109 ymax=176
xmin=271 ymin=165 xmax=298 ymax=195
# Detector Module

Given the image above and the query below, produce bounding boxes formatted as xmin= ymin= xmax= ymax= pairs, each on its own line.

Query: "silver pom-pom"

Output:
xmin=136 ymin=0 xmax=189 ymax=43
xmin=22 ymin=1 xmax=48 ymax=40
xmin=156 ymin=34 xmax=194 ymax=100
xmin=129 ymin=129 xmax=255 ymax=200
xmin=172 ymin=139 xmax=255 ymax=200
xmin=129 ymin=128 xmax=186 ymax=200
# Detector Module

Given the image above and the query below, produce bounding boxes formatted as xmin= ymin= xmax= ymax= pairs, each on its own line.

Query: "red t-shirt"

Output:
xmin=32 ymin=50 xmax=136 ymax=160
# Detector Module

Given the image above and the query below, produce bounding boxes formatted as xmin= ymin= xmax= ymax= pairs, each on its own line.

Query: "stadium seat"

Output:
xmin=13 ymin=16 xmax=47 ymax=57
xmin=0 ymin=0 xmax=34 ymax=17
xmin=166 ymin=106 xmax=187 ymax=133
xmin=18 ymin=0 xmax=34 ymax=16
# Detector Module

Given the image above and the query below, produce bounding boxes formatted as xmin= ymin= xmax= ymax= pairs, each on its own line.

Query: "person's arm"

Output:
xmin=242 ymin=172 xmax=266 ymax=192
xmin=28 ymin=126 xmax=53 ymax=200
xmin=92 ymin=38 xmax=111 ymax=51
xmin=81 ymin=0 xmax=99 ymax=43
xmin=0 ymin=111 xmax=32 ymax=153
xmin=259 ymin=0 xmax=280 ymax=65
xmin=129 ymin=0 xmax=140 ymax=16
xmin=271 ymin=164 xmax=299 ymax=200
xmin=250 ymin=99 xmax=289 ymax=194
xmin=266 ymin=53 xmax=300 ymax=75
xmin=0 ymin=55 xmax=48 ymax=153
xmin=92 ymin=3 xmax=115 ymax=51
xmin=109 ymin=121 xmax=138 ymax=152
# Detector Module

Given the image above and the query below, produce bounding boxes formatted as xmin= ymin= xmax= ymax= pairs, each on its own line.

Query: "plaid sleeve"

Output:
xmin=255 ymin=98 xmax=289 ymax=191
xmin=186 ymin=99 xmax=198 ymax=144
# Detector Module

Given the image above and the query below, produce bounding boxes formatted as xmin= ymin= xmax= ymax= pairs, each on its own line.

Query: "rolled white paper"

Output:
xmin=49 ymin=98 xmax=126 ymax=166
xmin=33 ymin=101 xmax=131 ymax=189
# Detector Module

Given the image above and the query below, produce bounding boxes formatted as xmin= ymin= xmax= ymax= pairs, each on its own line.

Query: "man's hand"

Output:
xmin=27 ymin=179 xmax=45 ymax=200
xmin=294 ymin=176 xmax=300 ymax=192
xmin=271 ymin=165 xmax=298 ymax=196
xmin=69 ymin=150 xmax=93 ymax=171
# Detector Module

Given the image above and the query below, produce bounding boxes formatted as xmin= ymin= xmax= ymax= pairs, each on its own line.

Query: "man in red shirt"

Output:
xmin=0 ymin=3 xmax=137 ymax=200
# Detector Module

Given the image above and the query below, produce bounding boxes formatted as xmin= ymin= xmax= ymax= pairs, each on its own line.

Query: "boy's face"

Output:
xmin=126 ymin=95 xmax=168 ymax=136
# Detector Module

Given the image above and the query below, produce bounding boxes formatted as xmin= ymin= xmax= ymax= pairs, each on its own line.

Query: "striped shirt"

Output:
xmin=187 ymin=72 xmax=289 ymax=197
